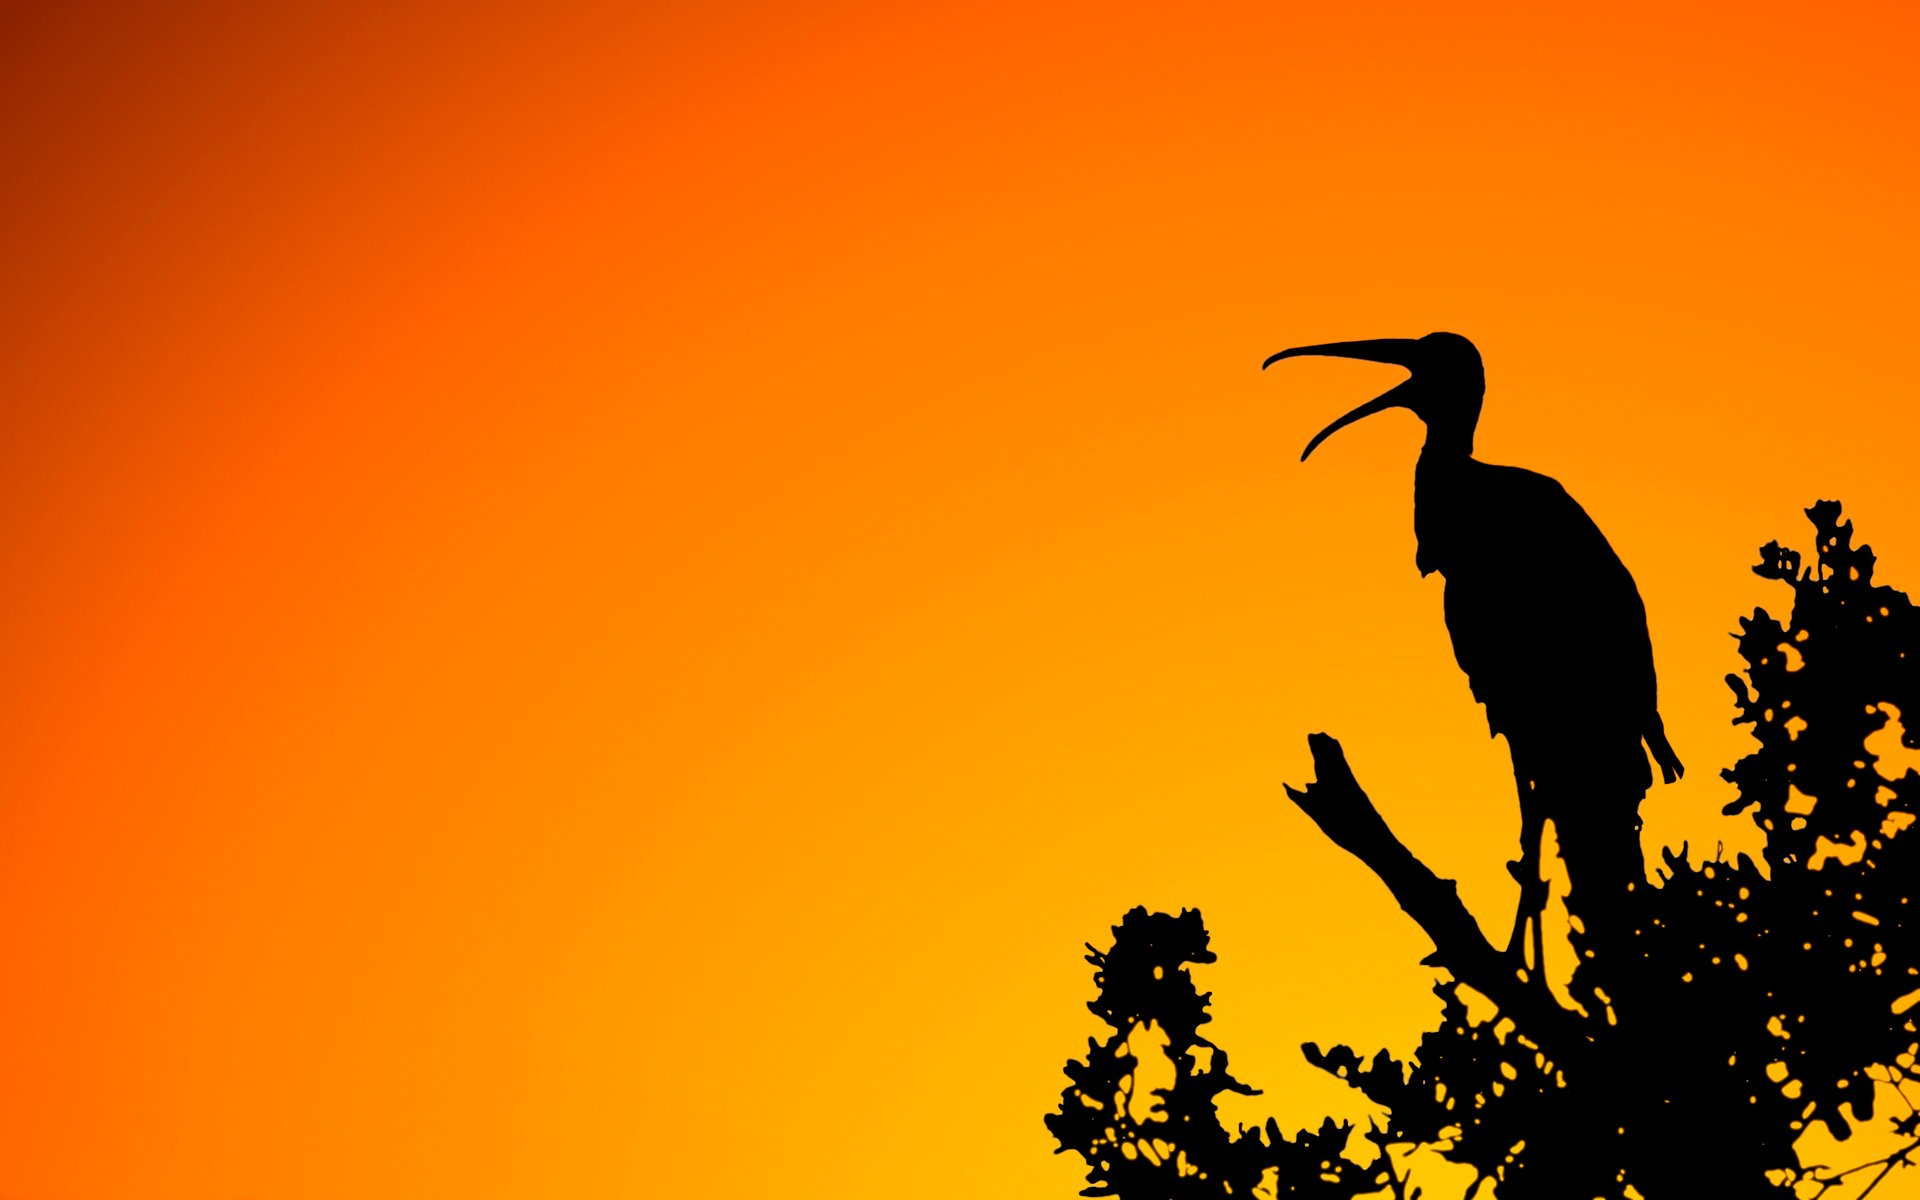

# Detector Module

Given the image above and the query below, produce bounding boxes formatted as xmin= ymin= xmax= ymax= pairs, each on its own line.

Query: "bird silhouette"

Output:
xmin=1265 ymin=332 xmax=1683 ymax=976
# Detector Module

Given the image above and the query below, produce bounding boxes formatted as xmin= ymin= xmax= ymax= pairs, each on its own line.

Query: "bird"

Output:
xmin=1264 ymin=332 xmax=1682 ymax=976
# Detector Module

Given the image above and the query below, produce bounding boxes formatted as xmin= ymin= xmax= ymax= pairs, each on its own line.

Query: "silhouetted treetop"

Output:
xmin=1049 ymin=503 xmax=1920 ymax=1199
xmin=1045 ymin=907 xmax=1382 ymax=1199
xmin=1725 ymin=499 xmax=1920 ymax=872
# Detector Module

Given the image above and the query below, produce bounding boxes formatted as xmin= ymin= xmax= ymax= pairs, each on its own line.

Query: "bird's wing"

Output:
xmin=1441 ymin=463 xmax=1660 ymax=751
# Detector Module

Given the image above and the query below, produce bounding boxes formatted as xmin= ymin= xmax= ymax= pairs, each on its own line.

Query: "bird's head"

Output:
xmin=1263 ymin=331 xmax=1485 ymax=461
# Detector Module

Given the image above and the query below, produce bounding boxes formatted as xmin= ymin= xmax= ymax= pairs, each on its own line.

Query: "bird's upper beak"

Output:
xmin=1263 ymin=338 xmax=1424 ymax=462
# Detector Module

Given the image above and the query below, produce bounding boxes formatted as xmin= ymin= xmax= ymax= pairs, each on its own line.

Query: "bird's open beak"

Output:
xmin=1262 ymin=338 xmax=1423 ymax=462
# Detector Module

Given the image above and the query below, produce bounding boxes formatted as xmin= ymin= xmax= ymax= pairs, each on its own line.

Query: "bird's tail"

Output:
xmin=1645 ymin=712 xmax=1684 ymax=784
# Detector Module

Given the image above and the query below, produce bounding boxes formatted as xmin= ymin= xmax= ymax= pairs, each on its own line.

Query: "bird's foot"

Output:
xmin=1507 ymin=857 xmax=1550 ymax=906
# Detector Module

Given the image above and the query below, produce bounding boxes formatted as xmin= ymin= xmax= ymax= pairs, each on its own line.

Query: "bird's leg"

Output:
xmin=1504 ymin=824 xmax=1540 ymax=961
xmin=1530 ymin=861 xmax=1548 ymax=985
xmin=1504 ymin=770 xmax=1531 ymax=957
xmin=1505 ymin=775 xmax=1551 ymax=981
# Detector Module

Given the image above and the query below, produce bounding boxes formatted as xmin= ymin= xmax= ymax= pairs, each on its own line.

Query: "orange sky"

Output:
xmin=1 ymin=1 xmax=1918 ymax=1196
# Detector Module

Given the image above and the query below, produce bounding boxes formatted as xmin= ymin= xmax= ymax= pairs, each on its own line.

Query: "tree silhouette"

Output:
xmin=1047 ymin=503 xmax=1920 ymax=1198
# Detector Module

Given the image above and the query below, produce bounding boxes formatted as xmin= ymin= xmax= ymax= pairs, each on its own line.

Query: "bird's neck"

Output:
xmin=1419 ymin=426 xmax=1476 ymax=460
xmin=1413 ymin=442 xmax=1478 ymax=578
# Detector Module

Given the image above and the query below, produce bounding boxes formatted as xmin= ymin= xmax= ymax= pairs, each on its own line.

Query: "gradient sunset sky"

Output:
xmin=3 ymin=1 xmax=1919 ymax=1196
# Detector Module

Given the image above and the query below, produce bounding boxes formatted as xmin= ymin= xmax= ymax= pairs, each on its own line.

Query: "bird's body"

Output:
xmin=1415 ymin=450 xmax=1682 ymax=805
xmin=1266 ymin=331 xmax=1681 ymax=970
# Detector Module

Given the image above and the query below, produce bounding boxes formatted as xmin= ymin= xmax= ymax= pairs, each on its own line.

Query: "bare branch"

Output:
xmin=1284 ymin=733 xmax=1588 ymax=1061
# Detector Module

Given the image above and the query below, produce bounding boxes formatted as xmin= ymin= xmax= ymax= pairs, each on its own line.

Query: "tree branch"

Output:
xmin=1284 ymin=732 xmax=1588 ymax=1059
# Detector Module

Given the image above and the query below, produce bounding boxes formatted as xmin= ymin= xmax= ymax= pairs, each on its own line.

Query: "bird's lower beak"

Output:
xmin=1297 ymin=381 xmax=1418 ymax=461
xmin=1263 ymin=339 xmax=1425 ymax=462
